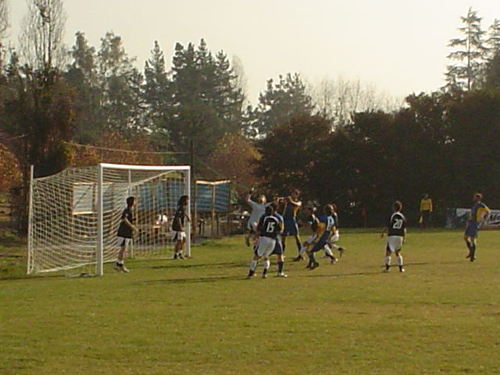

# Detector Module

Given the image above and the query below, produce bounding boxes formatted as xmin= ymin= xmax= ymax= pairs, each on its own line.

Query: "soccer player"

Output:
xmin=419 ymin=193 xmax=433 ymax=228
xmin=115 ymin=196 xmax=138 ymax=273
xmin=269 ymin=201 xmax=287 ymax=277
xmin=245 ymin=190 xmax=270 ymax=246
xmin=306 ymin=204 xmax=337 ymax=270
xmin=294 ymin=206 xmax=319 ymax=261
xmin=380 ymin=201 xmax=406 ymax=272
xmin=282 ymin=189 xmax=302 ymax=258
xmin=246 ymin=205 xmax=282 ymax=279
xmin=464 ymin=193 xmax=490 ymax=262
xmin=172 ymin=195 xmax=190 ymax=259
xmin=326 ymin=203 xmax=346 ymax=258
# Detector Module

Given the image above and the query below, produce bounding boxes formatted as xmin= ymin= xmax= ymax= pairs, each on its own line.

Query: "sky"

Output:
xmin=6 ymin=0 xmax=500 ymax=103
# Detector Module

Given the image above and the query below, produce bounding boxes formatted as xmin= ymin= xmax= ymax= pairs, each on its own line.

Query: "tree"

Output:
xmin=142 ymin=40 xmax=171 ymax=144
xmin=445 ymin=8 xmax=488 ymax=91
xmin=65 ymin=31 xmax=102 ymax=143
xmin=19 ymin=0 xmax=67 ymax=71
xmin=164 ymin=40 xmax=245 ymax=159
xmin=313 ymin=76 xmax=402 ymax=128
xmin=247 ymin=73 xmax=314 ymax=137
xmin=205 ymin=133 xmax=261 ymax=193
xmin=0 ymin=0 xmax=8 ymax=69
xmin=97 ymin=32 xmax=143 ymax=134
xmin=483 ymin=19 xmax=500 ymax=89
xmin=256 ymin=114 xmax=331 ymax=196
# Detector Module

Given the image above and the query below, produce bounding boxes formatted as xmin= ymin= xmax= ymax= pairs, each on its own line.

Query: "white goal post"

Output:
xmin=28 ymin=163 xmax=191 ymax=276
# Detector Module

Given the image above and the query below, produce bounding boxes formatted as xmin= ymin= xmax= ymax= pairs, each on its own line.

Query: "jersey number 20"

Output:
xmin=392 ymin=219 xmax=403 ymax=229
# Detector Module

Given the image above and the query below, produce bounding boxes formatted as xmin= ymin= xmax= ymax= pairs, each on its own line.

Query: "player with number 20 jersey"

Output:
xmin=381 ymin=201 xmax=407 ymax=272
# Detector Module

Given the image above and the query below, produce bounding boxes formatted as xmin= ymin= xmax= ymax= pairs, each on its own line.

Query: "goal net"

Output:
xmin=28 ymin=163 xmax=191 ymax=275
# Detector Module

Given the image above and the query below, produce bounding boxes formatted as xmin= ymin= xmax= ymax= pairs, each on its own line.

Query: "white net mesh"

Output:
xmin=28 ymin=164 xmax=190 ymax=275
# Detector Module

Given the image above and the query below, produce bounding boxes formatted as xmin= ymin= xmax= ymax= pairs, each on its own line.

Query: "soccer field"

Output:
xmin=0 ymin=230 xmax=499 ymax=375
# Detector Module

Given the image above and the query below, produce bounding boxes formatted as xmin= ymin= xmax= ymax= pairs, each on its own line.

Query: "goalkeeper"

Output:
xmin=115 ymin=196 xmax=138 ymax=273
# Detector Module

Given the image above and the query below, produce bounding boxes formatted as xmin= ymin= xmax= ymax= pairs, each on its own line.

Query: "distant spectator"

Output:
xmin=419 ymin=194 xmax=433 ymax=228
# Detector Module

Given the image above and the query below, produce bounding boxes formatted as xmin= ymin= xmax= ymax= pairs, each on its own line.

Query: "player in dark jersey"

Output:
xmin=270 ymin=201 xmax=287 ymax=277
xmin=295 ymin=206 xmax=319 ymax=260
xmin=115 ymin=196 xmax=138 ymax=272
xmin=282 ymin=189 xmax=302 ymax=258
xmin=246 ymin=205 xmax=283 ymax=279
xmin=306 ymin=204 xmax=337 ymax=270
xmin=464 ymin=193 xmax=490 ymax=262
xmin=172 ymin=195 xmax=190 ymax=259
xmin=380 ymin=201 xmax=406 ymax=272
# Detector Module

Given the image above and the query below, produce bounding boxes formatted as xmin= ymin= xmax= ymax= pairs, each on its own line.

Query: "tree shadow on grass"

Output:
xmin=146 ymin=261 xmax=247 ymax=270
xmin=135 ymin=274 xmax=246 ymax=285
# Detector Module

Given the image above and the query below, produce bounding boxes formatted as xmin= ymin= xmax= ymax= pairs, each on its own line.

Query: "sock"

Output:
xmin=324 ymin=245 xmax=334 ymax=257
xmin=263 ymin=259 xmax=270 ymax=271
xmin=470 ymin=243 xmax=476 ymax=259
xmin=397 ymin=255 xmax=403 ymax=266
xmin=331 ymin=244 xmax=340 ymax=250
xmin=295 ymin=238 xmax=302 ymax=253
xmin=466 ymin=240 xmax=473 ymax=251
xmin=299 ymin=245 xmax=307 ymax=256
xmin=278 ymin=261 xmax=284 ymax=273
xmin=249 ymin=260 xmax=257 ymax=272
xmin=385 ymin=256 xmax=391 ymax=269
xmin=309 ymin=253 xmax=317 ymax=265
xmin=117 ymin=260 xmax=124 ymax=265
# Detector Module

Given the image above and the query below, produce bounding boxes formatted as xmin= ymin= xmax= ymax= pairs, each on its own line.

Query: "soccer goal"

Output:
xmin=27 ymin=163 xmax=191 ymax=276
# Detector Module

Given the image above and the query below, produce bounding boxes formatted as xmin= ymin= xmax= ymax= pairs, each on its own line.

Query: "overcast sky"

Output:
xmin=7 ymin=0 xmax=500 ymax=103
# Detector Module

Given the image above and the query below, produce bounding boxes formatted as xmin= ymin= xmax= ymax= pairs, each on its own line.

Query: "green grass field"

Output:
xmin=1 ymin=229 xmax=499 ymax=375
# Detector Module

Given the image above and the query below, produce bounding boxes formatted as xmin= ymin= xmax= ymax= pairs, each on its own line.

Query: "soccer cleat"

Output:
xmin=277 ymin=272 xmax=288 ymax=278
xmin=121 ymin=265 xmax=130 ymax=273
xmin=309 ymin=262 xmax=319 ymax=270
xmin=465 ymin=253 xmax=471 ymax=259
xmin=399 ymin=267 xmax=405 ymax=273
xmin=470 ymin=257 xmax=476 ymax=262
xmin=246 ymin=270 xmax=256 ymax=279
xmin=173 ymin=253 xmax=178 ymax=259
xmin=330 ymin=257 xmax=338 ymax=264
xmin=262 ymin=273 xmax=268 ymax=279
xmin=292 ymin=255 xmax=304 ymax=262
xmin=338 ymin=247 xmax=346 ymax=258
xmin=178 ymin=254 xmax=185 ymax=259
xmin=113 ymin=262 xmax=122 ymax=272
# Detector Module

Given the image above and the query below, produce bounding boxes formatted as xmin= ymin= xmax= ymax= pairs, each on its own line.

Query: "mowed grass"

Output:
xmin=0 ymin=230 xmax=499 ymax=375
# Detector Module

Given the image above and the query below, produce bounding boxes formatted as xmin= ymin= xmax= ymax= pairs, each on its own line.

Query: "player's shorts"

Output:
xmin=254 ymin=236 xmax=276 ymax=258
xmin=172 ymin=231 xmax=186 ymax=241
xmin=283 ymin=218 xmax=299 ymax=236
xmin=304 ymin=234 xmax=318 ymax=245
xmin=311 ymin=232 xmax=330 ymax=253
xmin=386 ymin=236 xmax=403 ymax=252
xmin=247 ymin=221 xmax=258 ymax=232
xmin=117 ymin=236 xmax=132 ymax=247
xmin=271 ymin=237 xmax=284 ymax=255
xmin=464 ymin=221 xmax=479 ymax=238
xmin=330 ymin=230 xmax=340 ymax=243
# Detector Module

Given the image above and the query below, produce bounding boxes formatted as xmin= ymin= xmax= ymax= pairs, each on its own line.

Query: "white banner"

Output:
xmin=446 ymin=208 xmax=500 ymax=229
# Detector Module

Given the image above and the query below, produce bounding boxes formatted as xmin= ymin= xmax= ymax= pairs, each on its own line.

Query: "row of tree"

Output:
xmin=0 ymin=1 xmax=498 ymax=230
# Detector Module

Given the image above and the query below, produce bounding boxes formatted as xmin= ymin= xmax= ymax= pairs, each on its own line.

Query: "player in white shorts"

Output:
xmin=325 ymin=203 xmax=346 ymax=259
xmin=115 ymin=196 xmax=138 ymax=272
xmin=172 ymin=195 xmax=190 ymax=259
xmin=380 ymin=201 xmax=406 ymax=272
xmin=246 ymin=205 xmax=283 ymax=279
xmin=245 ymin=190 xmax=270 ymax=246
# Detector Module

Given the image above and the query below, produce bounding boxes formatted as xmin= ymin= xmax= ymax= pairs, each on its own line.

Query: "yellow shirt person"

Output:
xmin=419 ymin=194 xmax=433 ymax=228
